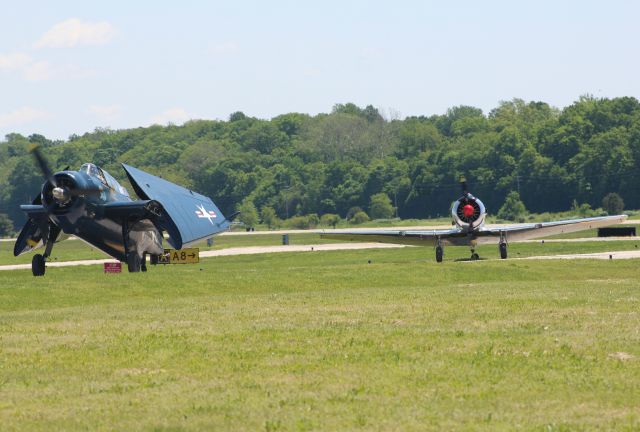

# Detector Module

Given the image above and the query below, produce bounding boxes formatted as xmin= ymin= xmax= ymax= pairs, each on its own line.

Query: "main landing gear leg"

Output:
xmin=122 ymin=219 xmax=141 ymax=273
xmin=435 ymin=238 xmax=443 ymax=263
xmin=499 ymin=231 xmax=508 ymax=259
xmin=32 ymin=226 xmax=58 ymax=277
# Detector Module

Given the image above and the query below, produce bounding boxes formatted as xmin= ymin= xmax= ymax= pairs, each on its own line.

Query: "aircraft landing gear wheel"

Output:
xmin=435 ymin=246 xmax=443 ymax=263
xmin=32 ymin=254 xmax=46 ymax=276
xmin=127 ymin=253 xmax=141 ymax=273
xmin=499 ymin=242 xmax=507 ymax=259
xmin=150 ymin=254 xmax=158 ymax=265
xmin=471 ymin=252 xmax=480 ymax=261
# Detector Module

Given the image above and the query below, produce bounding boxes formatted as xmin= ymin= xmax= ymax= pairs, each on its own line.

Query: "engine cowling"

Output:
xmin=451 ymin=193 xmax=486 ymax=230
xmin=41 ymin=172 xmax=78 ymax=211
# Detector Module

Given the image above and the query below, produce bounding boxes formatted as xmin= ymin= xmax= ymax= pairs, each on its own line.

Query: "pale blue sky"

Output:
xmin=1 ymin=0 xmax=639 ymax=139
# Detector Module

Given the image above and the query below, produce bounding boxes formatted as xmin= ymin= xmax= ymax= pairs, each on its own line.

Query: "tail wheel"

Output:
xmin=499 ymin=242 xmax=508 ymax=259
xmin=127 ymin=253 xmax=141 ymax=273
xmin=32 ymin=254 xmax=46 ymax=276
xmin=435 ymin=246 xmax=443 ymax=263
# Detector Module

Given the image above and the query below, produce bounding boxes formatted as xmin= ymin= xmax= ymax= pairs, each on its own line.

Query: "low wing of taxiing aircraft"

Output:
xmin=15 ymin=146 xmax=237 ymax=276
xmin=321 ymin=179 xmax=627 ymax=262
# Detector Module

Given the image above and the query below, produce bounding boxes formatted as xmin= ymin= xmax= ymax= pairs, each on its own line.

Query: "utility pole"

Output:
xmin=282 ymin=185 xmax=292 ymax=219
xmin=394 ymin=190 xmax=398 ymax=218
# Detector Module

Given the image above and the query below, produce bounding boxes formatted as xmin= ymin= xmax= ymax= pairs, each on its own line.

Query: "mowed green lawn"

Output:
xmin=1 ymin=247 xmax=639 ymax=431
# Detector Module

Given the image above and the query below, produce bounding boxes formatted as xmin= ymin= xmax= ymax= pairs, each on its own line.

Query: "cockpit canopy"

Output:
xmin=80 ymin=163 xmax=130 ymax=197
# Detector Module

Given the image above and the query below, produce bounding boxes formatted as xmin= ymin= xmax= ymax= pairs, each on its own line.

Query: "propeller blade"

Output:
xmin=29 ymin=144 xmax=57 ymax=187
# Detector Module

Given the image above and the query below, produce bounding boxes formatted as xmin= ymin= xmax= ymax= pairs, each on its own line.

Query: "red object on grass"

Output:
xmin=104 ymin=262 xmax=122 ymax=273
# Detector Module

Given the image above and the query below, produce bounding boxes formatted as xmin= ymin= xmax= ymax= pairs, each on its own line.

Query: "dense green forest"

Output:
xmin=1 ymin=96 xmax=639 ymax=232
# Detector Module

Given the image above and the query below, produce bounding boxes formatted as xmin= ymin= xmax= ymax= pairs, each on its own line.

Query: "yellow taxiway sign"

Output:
xmin=158 ymin=248 xmax=199 ymax=264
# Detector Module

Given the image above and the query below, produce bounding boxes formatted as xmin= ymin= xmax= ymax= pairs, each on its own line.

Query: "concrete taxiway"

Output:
xmin=0 ymin=243 xmax=404 ymax=271
xmin=1 ymin=240 xmax=639 ymax=271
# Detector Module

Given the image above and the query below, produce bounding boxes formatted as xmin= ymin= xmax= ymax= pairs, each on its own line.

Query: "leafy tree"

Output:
xmin=0 ymin=213 xmax=14 ymax=237
xmin=238 ymin=199 xmax=259 ymax=228
xmin=369 ymin=193 xmax=394 ymax=219
xmin=346 ymin=206 xmax=364 ymax=221
xmin=5 ymin=158 xmax=45 ymax=225
xmin=497 ymin=191 xmax=527 ymax=222
xmin=325 ymin=162 xmax=368 ymax=215
xmin=350 ymin=211 xmax=370 ymax=224
xmin=571 ymin=200 xmax=597 ymax=217
xmin=320 ymin=213 xmax=340 ymax=228
xmin=272 ymin=113 xmax=309 ymax=136
xmin=307 ymin=213 xmax=320 ymax=228
xmin=286 ymin=216 xmax=309 ymax=229
xmin=602 ymin=193 xmax=624 ymax=215
xmin=260 ymin=206 xmax=280 ymax=229
xmin=362 ymin=105 xmax=383 ymax=123
xmin=239 ymin=122 xmax=288 ymax=154
xmin=229 ymin=111 xmax=247 ymax=122
xmin=4 ymin=133 xmax=30 ymax=157
xmin=332 ymin=102 xmax=363 ymax=116
xmin=435 ymin=105 xmax=484 ymax=136
xmin=395 ymin=119 xmax=441 ymax=157
xmin=286 ymin=214 xmax=319 ymax=229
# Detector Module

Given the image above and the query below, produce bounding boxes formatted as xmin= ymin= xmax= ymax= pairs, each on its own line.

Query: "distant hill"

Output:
xmin=2 ymin=97 xmax=639 ymax=230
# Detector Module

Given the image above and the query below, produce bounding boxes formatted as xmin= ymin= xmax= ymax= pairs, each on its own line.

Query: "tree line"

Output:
xmin=1 ymin=96 xmax=638 ymax=234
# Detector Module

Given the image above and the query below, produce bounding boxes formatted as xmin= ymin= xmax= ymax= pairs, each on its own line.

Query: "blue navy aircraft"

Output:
xmin=322 ymin=180 xmax=627 ymax=262
xmin=15 ymin=146 xmax=235 ymax=276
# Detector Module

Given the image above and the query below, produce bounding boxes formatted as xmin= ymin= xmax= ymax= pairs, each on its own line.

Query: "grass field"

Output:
xmin=1 ymin=244 xmax=639 ymax=430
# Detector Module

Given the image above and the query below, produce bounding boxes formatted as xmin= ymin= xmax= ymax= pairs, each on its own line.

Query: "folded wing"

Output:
xmin=121 ymin=164 xmax=229 ymax=248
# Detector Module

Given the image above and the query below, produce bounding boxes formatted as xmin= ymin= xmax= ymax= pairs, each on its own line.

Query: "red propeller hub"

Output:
xmin=462 ymin=204 xmax=475 ymax=218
